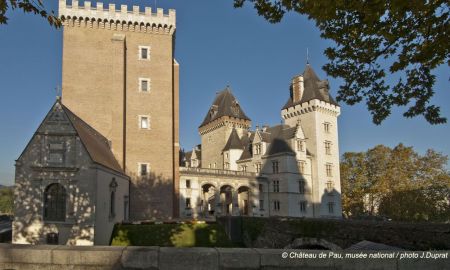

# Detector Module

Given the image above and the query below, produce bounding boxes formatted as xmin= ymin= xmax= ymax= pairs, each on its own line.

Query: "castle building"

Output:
xmin=179 ymin=64 xmax=342 ymax=218
xmin=13 ymin=1 xmax=342 ymax=246
xmin=59 ymin=0 xmax=179 ymax=219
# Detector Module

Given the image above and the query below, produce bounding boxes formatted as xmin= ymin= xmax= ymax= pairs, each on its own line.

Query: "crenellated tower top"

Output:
xmin=59 ymin=0 xmax=176 ymax=34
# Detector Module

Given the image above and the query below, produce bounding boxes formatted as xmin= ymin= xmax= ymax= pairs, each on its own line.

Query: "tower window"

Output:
xmin=298 ymin=161 xmax=306 ymax=174
xmin=273 ymin=180 xmax=279 ymax=192
xmin=296 ymin=140 xmax=305 ymax=152
xmin=139 ymin=46 xmax=150 ymax=60
xmin=326 ymin=181 xmax=334 ymax=194
xmin=272 ymin=161 xmax=279 ymax=174
xmin=241 ymin=165 xmax=247 ymax=172
xmin=300 ymin=201 xmax=307 ymax=213
xmin=139 ymin=78 xmax=151 ymax=92
xmin=326 ymin=163 xmax=333 ymax=177
xmin=255 ymin=163 xmax=262 ymax=173
xmin=273 ymin=200 xmax=280 ymax=211
xmin=139 ymin=115 xmax=150 ymax=129
xmin=259 ymin=200 xmax=264 ymax=211
xmin=325 ymin=141 xmax=331 ymax=155
xmin=186 ymin=179 xmax=191 ymax=189
xmin=139 ymin=163 xmax=149 ymax=176
xmin=328 ymin=202 xmax=335 ymax=213
xmin=259 ymin=184 xmax=263 ymax=193
xmin=298 ymin=180 xmax=305 ymax=194
xmin=324 ymin=122 xmax=331 ymax=133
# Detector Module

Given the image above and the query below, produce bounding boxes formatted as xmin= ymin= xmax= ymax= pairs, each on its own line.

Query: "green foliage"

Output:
xmin=0 ymin=187 xmax=13 ymax=214
xmin=233 ymin=0 xmax=449 ymax=124
xmin=340 ymin=144 xmax=450 ymax=222
xmin=0 ymin=0 xmax=61 ymax=27
xmin=242 ymin=217 xmax=266 ymax=242
xmin=110 ymin=223 xmax=235 ymax=247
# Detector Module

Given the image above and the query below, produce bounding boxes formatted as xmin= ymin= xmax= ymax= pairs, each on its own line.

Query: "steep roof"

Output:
xmin=223 ymin=129 xmax=244 ymax=151
xmin=264 ymin=125 xmax=295 ymax=155
xmin=282 ymin=64 xmax=339 ymax=110
xmin=61 ymin=104 xmax=124 ymax=174
xmin=200 ymin=87 xmax=251 ymax=128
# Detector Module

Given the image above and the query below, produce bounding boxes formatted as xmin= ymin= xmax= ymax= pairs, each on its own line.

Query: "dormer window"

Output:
xmin=255 ymin=143 xmax=262 ymax=155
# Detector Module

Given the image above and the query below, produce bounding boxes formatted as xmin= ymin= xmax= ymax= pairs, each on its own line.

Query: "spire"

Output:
xmin=223 ymin=128 xmax=244 ymax=151
xmin=306 ymin=48 xmax=309 ymax=65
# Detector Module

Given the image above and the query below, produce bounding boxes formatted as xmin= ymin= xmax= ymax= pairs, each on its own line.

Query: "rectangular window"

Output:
xmin=300 ymin=201 xmax=307 ymax=213
xmin=326 ymin=163 xmax=333 ymax=177
xmin=328 ymin=202 xmax=335 ymax=213
xmin=259 ymin=184 xmax=263 ymax=193
xmin=272 ymin=161 xmax=279 ymax=174
xmin=326 ymin=181 xmax=334 ymax=195
xmin=185 ymin=198 xmax=191 ymax=209
xmin=273 ymin=180 xmax=279 ymax=192
xmin=255 ymin=163 xmax=261 ymax=173
xmin=255 ymin=143 xmax=262 ymax=155
xmin=242 ymin=165 xmax=247 ymax=172
xmin=298 ymin=180 xmax=305 ymax=194
xmin=139 ymin=163 xmax=149 ymax=176
xmin=139 ymin=78 xmax=150 ymax=92
xmin=298 ymin=161 xmax=305 ymax=174
xmin=139 ymin=46 xmax=150 ymax=60
xmin=139 ymin=115 xmax=150 ymax=129
xmin=186 ymin=179 xmax=191 ymax=189
xmin=273 ymin=200 xmax=280 ymax=211
xmin=324 ymin=122 xmax=331 ymax=133
xmin=259 ymin=200 xmax=264 ymax=211
xmin=48 ymin=143 xmax=65 ymax=164
xmin=297 ymin=140 xmax=305 ymax=152
xmin=224 ymin=162 xmax=230 ymax=169
xmin=325 ymin=141 xmax=331 ymax=155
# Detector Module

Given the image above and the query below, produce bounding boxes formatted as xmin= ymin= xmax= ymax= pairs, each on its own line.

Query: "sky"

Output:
xmin=0 ymin=0 xmax=449 ymax=186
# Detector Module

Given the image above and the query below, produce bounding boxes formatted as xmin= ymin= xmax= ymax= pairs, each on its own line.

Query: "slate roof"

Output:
xmin=282 ymin=64 xmax=339 ymax=110
xmin=264 ymin=125 xmax=296 ymax=156
xmin=223 ymin=129 xmax=244 ymax=151
xmin=238 ymin=132 xmax=254 ymax=161
xmin=61 ymin=104 xmax=124 ymax=174
xmin=199 ymin=87 xmax=251 ymax=128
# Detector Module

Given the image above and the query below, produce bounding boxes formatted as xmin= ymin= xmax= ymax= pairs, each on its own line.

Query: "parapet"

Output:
xmin=59 ymin=0 xmax=176 ymax=34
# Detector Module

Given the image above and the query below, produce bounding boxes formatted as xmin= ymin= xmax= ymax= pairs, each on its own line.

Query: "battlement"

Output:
xmin=59 ymin=0 xmax=175 ymax=33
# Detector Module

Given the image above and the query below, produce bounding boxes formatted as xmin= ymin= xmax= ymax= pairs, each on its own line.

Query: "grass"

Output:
xmin=110 ymin=223 xmax=236 ymax=247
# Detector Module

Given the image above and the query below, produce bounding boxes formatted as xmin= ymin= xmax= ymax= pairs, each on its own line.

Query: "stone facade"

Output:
xmin=59 ymin=0 xmax=179 ymax=220
xmin=13 ymin=101 xmax=129 ymax=245
xmin=180 ymin=65 xmax=342 ymax=219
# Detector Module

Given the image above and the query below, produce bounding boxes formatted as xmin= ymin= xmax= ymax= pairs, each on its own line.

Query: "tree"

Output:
xmin=0 ymin=187 xmax=13 ymax=214
xmin=233 ymin=0 xmax=449 ymax=125
xmin=0 ymin=0 xmax=60 ymax=27
xmin=340 ymin=144 xmax=450 ymax=222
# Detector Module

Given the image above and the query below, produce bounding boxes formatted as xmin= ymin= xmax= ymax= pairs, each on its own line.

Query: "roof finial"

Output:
xmin=55 ymin=85 xmax=62 ymax=101
xmin=306 ymin=48 xmax=310 ymax=65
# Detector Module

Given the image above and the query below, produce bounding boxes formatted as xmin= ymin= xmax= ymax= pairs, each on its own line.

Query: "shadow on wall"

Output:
xmin=258 ymin=137 xmax=342 ymax=218
xmin=128 ymin=171 xmax=174 ymax=221
xmin=13 ymin=167 xmax=95 ymax=245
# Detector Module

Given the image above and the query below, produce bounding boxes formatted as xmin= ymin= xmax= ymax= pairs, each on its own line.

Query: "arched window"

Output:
xmin=44 ymin=183 xmax=66 ymax=221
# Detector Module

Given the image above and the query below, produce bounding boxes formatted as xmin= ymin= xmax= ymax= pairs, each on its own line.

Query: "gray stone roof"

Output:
xmin=62 ymin=104 xmax=124 ymax=174
xmin=200 ymin=87 xmax=251 ymax=128
xmin=223 ymin=129 xmax=244 ymax=151
xmin=264 ymin=125 xmax=295 ymax=156
xmin=282 ymin=64 xmax=339 ymax=110
xmin=238 ymin=132 xmax=254 ymax=160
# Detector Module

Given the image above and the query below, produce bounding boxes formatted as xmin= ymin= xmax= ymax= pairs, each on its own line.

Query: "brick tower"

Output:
xmin=59 ymin=0 xmax=179 ymax=219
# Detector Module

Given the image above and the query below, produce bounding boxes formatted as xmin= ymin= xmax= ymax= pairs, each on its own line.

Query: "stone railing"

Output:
xmin=0 ymin=244 xmax=448 ymax=269
xmin=180 ymin=167 xmax=259 ymax=178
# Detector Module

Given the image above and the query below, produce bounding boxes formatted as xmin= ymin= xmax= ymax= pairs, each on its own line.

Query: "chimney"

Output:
xmin=291 ymin=75 xmax=304 ymax=103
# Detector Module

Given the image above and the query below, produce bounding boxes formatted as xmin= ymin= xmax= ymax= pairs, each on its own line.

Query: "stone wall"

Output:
xmin=1 ymin=244 xmax=449 ymax=270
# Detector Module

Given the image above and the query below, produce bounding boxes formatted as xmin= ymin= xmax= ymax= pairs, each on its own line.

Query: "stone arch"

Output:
xmin=237 ymin=186 xmax=251 ymax=216
xmin=285 ymin=238 xmax=342 ymax=251
xmin=200 ymin=183 xmax=217 ymax=217
xmin=220 ymin=185 xmax=234 ymax=215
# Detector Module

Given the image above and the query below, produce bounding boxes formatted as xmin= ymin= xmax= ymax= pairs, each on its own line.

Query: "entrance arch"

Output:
xmin=238 ymin=186 xmax=250 ymax=216
xmin=201 ymin=183 xmax=216 ymax=217
xmin=220 ymin=185 xmax=234 ymax=215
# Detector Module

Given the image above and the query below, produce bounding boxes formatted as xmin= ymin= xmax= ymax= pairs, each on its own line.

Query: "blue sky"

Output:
xmin=0 ymin=0 xmax=449 ymax=185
